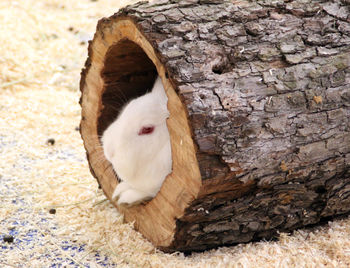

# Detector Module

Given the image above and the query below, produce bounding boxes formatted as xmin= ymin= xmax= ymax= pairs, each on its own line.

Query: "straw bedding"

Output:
xmin=0 ymin=0 xmax=350 ymax=267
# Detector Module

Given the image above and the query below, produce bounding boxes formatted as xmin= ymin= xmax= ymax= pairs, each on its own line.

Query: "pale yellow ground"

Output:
xmin=0 ymin=0 xmax=350 ymax=267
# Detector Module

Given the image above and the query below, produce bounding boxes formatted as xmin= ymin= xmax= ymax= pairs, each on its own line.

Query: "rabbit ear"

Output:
xmin=151 ymin=76 xmax=167 ymax=102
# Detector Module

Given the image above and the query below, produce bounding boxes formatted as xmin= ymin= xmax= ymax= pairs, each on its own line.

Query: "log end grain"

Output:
xmin=80 ymin=17 xmax=201 ymax=248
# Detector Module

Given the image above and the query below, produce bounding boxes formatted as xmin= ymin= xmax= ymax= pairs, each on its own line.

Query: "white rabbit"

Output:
xmin=101 ymin=76 xmax=172 ymax=206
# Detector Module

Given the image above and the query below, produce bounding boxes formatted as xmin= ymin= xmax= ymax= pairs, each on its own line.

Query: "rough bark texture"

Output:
xmin=80 ymin=0 xmax=350 ymax=252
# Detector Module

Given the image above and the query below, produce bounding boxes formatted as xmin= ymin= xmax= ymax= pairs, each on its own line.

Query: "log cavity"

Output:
xmin=98 ymin=39 xmax=158 ymax=136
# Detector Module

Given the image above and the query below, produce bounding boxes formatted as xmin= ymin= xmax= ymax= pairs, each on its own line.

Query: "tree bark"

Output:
xmin=80 ymin=0 xmax=350 ymax=252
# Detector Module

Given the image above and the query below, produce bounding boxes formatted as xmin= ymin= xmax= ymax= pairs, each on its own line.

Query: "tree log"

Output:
xmin=80 ymin=0 xmax=350 ymax=252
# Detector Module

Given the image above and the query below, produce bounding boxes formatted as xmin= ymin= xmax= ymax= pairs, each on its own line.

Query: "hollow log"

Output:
xmin=79 ymin=0 xmax=350 ymax=252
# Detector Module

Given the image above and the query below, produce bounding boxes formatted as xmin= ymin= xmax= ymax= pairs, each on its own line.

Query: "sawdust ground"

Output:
xmin=1 ymin=0 xmax=350 ymax=267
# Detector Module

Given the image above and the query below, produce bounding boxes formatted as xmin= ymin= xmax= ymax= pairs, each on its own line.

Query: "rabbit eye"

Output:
xmin=138 ymin=125 xmax=155 ymax=135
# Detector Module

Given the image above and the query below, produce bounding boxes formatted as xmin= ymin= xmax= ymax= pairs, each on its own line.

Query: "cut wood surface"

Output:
xmin=80 ymin=0 xmax=350 ymax=252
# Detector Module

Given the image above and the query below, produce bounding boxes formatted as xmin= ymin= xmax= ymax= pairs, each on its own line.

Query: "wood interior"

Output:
xmin=80 ymin=18 xmax=202 ymax=247
xmin=98 ymin=39 xmax=157 ymax=137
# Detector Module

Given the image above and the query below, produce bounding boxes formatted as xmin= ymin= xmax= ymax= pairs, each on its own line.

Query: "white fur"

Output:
xmin=102 ymin=76 xmax=172 ymax=206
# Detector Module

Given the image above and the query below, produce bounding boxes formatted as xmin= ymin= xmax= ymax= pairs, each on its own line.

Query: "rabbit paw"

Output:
xmin=112 ymin=182 xmax=153 ymax=206
xmin=112 ymin=181 xmax=130 ymax=201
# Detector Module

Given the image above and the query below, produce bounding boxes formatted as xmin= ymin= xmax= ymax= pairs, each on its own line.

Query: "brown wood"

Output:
xmin=80 ymin=0 xmax=350 ymax=252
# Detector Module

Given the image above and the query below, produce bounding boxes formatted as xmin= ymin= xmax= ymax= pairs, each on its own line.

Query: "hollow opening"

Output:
xmin=80 ymin=19 xmax=202 ymax=248
xmin=98 ymin=39 xmax=158 ymax=137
